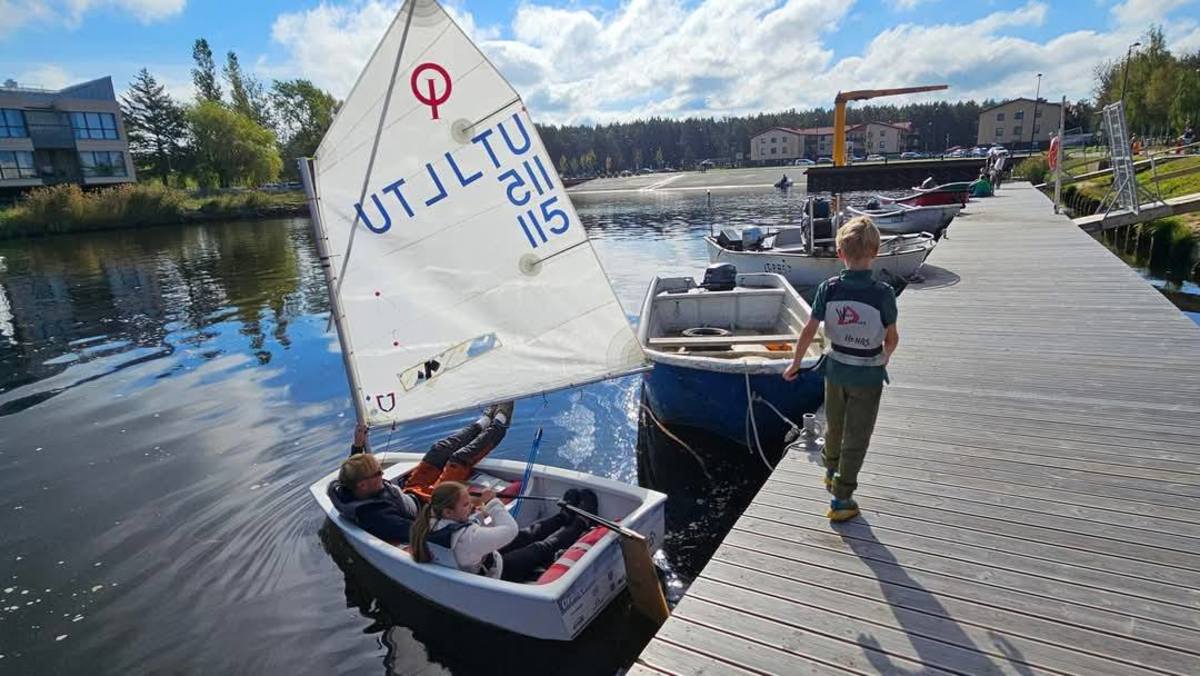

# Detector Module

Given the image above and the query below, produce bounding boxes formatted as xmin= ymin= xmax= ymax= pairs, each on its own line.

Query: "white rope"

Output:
xmin=744 ymin=373 xmax=774 ymax=471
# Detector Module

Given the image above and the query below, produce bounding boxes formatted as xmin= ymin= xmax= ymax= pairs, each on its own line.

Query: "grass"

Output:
xmin=0 ymin=183 xmax=308 ymax=239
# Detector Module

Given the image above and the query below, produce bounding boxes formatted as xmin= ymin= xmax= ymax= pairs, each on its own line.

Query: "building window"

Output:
xmin=995 ymin=128 xmax=1005 ymax=137
xmin=879 ymin=142 xmax=887 ymax=151
xmin=71 ymin=112 xmax=119 ymax=140
xmin=769 ymin=147 xmax=776 ymax=155
xmin=996 ymin=112 xmax=1005 ymax=121
xmin=770 ymin=137 xmax=777 ymax=143
xmin=0 ymin=109 xmax=28 ymax=138
xmin=79 ymin=151 xmax=127 ymax=177
xmin=0 ymin=151 xmax=36 ymax=179
xmin=1014 ymin=111 xmax=1025 ymax=120
xmin=1013 ymin=126 xmax=1023 ymax=138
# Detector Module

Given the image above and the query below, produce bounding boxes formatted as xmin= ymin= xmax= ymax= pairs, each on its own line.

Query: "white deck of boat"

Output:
xmin=632 ymin=183 xmax=1200 ymax=675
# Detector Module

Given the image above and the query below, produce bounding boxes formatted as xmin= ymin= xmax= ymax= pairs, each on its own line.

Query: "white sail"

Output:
xmin=308 ymin=0 xmax=646 ymax=426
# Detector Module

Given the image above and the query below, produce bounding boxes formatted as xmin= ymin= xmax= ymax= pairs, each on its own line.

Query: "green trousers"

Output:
xmin=822 ymin=381 xmax=883 ymax=500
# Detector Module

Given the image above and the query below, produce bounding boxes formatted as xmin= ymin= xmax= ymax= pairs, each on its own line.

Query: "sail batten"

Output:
xmin=307 ymin=0 xmax=647 ymax=426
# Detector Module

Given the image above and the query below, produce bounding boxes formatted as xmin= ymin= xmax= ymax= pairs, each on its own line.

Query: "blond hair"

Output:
xmin=836 ymin=216 xmax=881 ymax=262
xmin=338 ymin=453 xmax=381 ymax=487
xmin=410 ymin=481 xmax=468 ymax=564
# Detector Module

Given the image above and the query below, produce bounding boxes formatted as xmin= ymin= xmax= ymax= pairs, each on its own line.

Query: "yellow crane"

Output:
xmin=832 ymin=84 xmax=949 ymax=166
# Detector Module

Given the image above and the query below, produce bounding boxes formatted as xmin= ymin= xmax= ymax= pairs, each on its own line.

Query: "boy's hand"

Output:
xmin=353 ymin=423 xmax=368 ymax=448
xmin=782 ymin=363 xmax=801 ymax=381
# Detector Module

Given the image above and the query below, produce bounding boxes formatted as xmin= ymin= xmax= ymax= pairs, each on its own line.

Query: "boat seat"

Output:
xmin=648 ymin=333 xmax=798 ymax=348
xmin=534 ymin=524 xmax=611 ymax=584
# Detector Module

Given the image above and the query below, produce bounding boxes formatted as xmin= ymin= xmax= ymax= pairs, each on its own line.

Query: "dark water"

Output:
xmin=0 ymin=188 xmax=811 ymax=674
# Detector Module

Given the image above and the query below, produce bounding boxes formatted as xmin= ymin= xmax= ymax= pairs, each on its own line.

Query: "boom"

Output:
xmin=832 ymin=84 xmax=948 ymax=166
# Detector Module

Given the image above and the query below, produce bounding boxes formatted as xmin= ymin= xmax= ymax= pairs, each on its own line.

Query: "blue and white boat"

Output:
xmin=636 ymin=264 xmax=826 ymax=451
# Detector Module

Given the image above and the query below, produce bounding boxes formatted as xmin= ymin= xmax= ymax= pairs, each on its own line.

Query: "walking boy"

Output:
xmin=784 ymin=217 xmax=899 ymax=522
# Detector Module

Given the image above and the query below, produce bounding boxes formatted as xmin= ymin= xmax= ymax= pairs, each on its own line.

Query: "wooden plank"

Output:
xmin=648 ymin=333 xmax=798 ymax=348
xmin=697 ymin=558 xmax=1186 ymax=675
xmin=635 ymin=640 xmax=762 ymax=676
xmin=651 ymin=612 xmax=861 ymax=675
xmin=718 ymin=530 xmax=1200 ymax=658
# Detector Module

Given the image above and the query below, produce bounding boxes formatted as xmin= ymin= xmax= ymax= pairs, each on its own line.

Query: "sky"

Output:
xmin=1 ymin=0 xmax=1199 ymax=125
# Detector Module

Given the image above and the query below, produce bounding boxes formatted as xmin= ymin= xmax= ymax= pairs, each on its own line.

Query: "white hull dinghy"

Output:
xmin=311 ymin=454 xmax=666 ymax=641
xmin=298 ymin=0 xmax=664 ymax=641
xmin=705 ymin=223 xmax=935 ymax=288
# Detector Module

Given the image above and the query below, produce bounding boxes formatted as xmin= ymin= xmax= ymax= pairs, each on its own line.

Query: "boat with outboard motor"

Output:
xmin=844 ymin=200 xmax=960 ymax=238
xmin=877 ymin=180 xmax=972 ymax=207
xmin=637 ymin=264 xmax=825 ymax=450
xmin=704 ymin=217 xmax=936 ymax=289
xmin=300 ymin=0 xmax=666 ymax=641
xmin=774 ymin=174 xmax=793 ymax=190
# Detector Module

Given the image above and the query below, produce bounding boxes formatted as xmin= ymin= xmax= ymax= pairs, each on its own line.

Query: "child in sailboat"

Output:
xmin=783 ymin=216 xmax=899 ymax=522
xmin=410 ymin=482 xmax=597 ymax=582
xmin=329 ymin=401 xmax=514 ymax=543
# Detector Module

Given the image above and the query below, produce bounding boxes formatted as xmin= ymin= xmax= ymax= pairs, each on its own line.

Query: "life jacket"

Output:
xmin=536 ymin=525 xmax=609 ymax=584
xmin=423 ymin=520 xmax=472 ymax=570
xmin=823 ymin=278 xmax=888 ymax=367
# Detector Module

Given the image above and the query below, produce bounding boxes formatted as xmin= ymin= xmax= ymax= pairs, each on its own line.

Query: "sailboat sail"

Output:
xmin=308 ymin=0 xmax=647 ymax=426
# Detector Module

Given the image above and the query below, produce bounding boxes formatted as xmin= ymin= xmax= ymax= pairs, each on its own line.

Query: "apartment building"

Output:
xmin=0 ymin=76 xmax=135 ymax=194
xmin=750 ymin=121 xmax=914 ymax=163
xmin=977 ymin=98 xmax=1062 ymax=148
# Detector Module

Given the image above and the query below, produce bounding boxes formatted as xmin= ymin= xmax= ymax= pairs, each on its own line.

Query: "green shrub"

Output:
xmin=1013 ymin=155 xmax=1050 ymax=185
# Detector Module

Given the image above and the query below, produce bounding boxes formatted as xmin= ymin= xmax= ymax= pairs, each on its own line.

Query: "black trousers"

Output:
xmin=498 ymin=512 xmax=587 ymax=582
xmin=423 ymin=418 xmax=508 ymax=469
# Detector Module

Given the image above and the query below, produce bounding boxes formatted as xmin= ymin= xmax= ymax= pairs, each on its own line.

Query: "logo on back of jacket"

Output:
xmin=836 ymin=305 xmax=863 ymax=326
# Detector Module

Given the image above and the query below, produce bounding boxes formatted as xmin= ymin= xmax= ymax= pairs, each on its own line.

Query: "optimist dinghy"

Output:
xmin=299 ymin=0 xmax=663 ymax=641
xmin=312 ymin=454 xmax=665 ymax=641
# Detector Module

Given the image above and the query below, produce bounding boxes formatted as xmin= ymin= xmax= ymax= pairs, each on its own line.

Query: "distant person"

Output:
xmin=971 ymin=167 xmax=993 ymax=197
xmin=409 ymin=482 xmax=598 ymax=582
xmin=1183 ymin=127 xmax=1195 ymax=152
xmin=783 ymin=217 xmax=899 ymax=522
xmin=988 ymin=147 xmax=1007 ymax=189
xmin=1131 ymin=135 xmax=1142 ymax=156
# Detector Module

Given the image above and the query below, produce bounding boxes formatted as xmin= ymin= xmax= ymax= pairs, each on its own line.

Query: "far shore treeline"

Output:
xmin=30 ymin=24 xmax=1200 ymax=193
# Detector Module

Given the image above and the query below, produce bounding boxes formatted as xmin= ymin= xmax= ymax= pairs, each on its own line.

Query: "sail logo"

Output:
xmin=836 ymin=305 xmax=862 ymax=326
xmin=411 ymin=62 xmax=451 ymax=120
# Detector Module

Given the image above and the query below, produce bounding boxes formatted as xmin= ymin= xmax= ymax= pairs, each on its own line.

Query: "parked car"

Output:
xmin=816 ymin=156 xmax=833 ymax=164
xmin=638 ymin=167 xmax=653 ymax=174
xmin=866 ymin=154 xmax=885 ymax=162
xmin=793 ymin=158 xmax=815 ymax=166
xmin=899 ymin=151 xmax=920 ymax=160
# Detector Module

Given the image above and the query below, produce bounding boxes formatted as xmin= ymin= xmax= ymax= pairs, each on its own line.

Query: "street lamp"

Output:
xmin=1121 ymin=41 xmax=1141 ymax=107
xmin=1029 ymin=73 xmax=1042 ymax=153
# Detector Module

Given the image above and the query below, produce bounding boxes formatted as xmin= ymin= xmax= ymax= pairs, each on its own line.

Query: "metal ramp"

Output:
xmin=1095 ymin=102 xmax=1165 ymax=222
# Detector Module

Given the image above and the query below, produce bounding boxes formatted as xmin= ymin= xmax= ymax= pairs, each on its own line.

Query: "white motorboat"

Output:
xmin=704 ymin=223 xmax=935 ymax=288
xmin=844 ymin=202 xmax=960 ymax=237
xmin=299 ymin=0 xmax=665 ymax=641
xmin=311 ymin=454 xmax=666 ymax=641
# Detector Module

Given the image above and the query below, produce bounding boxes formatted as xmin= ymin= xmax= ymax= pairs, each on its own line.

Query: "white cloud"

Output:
xmin=265 ymin=0 xmax=1199 ymax=125
xmin=0 ymin=0 xmax=184 ymax=37
xmin=14 ymin=64 xmax=75 ymax=90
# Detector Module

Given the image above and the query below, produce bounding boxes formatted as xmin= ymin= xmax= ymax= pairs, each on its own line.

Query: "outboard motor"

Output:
xmin=741 ymin=226 xmax=764 ymax=250
xmin=920 ymin=176 xmax=937 ymax=189
xmin=865 ymin=198 xmax=881 ymax=211
xmin=809 ymin=198 xmax=831 ymax=219
xmin=716 ymin=227 xmax=742 ymax=250
xmin=700 ymin=263 xmax=738 ymax=292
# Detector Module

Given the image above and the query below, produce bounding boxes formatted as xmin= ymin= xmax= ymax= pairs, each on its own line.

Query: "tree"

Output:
xmin=188 ymin=100 xmax=281 ymax=188
xmin=121 ymin=69 xmax=188 ymax=185
xmin=192 ymin=38 xmax=222 ymax=103
xmin=225 ymin=51 xmax=272 ymax=127
xmin=269 ymin=79 xmax=338 ymax=173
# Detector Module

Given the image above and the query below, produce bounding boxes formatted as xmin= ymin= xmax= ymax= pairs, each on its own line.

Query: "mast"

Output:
xmin=299 ymin=156 xmax=368 ymax=428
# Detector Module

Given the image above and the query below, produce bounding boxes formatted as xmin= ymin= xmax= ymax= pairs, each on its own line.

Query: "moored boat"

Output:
xmin=704 ymin=223 xmax=936 ymax=289
xmin=636 ymin=265 xmax=825 ymax=449
xmin=311 ymin=453 xmax=666 ymax=641
xmin=877 ymin=180 xmax=971 ymax=207
xmin=845 ymin=201 xmax=960 ymax=238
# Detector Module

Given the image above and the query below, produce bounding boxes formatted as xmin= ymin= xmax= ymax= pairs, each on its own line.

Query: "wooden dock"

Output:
xmin=634 ymin=183 xmax=1200 ymax=675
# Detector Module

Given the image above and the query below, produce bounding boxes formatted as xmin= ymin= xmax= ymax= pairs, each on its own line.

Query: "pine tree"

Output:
xmin=192 ymin=38 xmax=222 ymax=103
xmin=121 ymin=68 xmax=187 ymax=185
